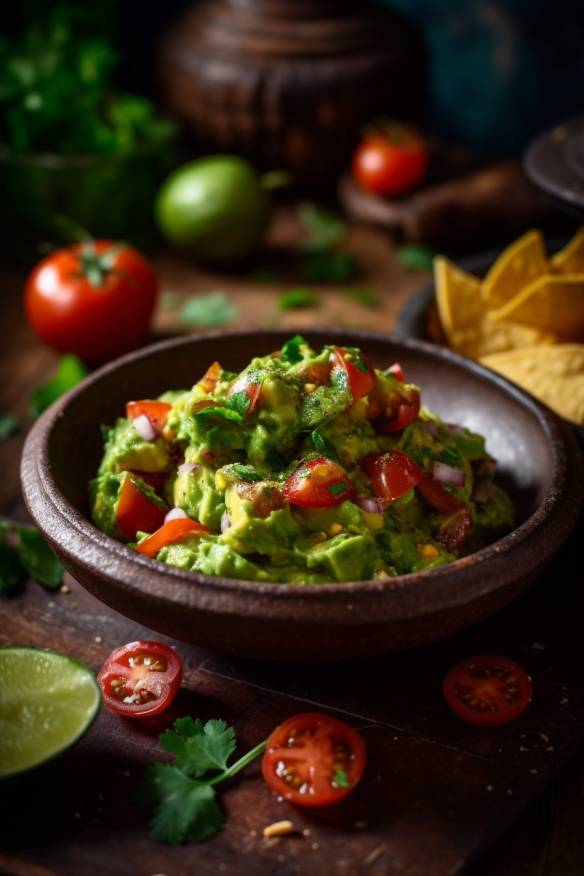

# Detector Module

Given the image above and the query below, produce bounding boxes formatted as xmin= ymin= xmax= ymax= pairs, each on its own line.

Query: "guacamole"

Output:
xmin=90 ymin=337 xmax=514 ymax=584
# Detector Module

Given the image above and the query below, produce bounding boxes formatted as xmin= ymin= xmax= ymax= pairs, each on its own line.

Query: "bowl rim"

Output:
xmin=21 ymin=328 xmax=583 ymax=609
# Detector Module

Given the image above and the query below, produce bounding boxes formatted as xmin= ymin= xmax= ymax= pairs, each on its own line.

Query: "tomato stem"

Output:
xmin=209 ymin=740 xmax=267 ymax=786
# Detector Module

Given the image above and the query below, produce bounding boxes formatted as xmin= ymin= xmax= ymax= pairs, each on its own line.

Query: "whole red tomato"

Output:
xmin=352 ymin=123 xmax=428 ymax=197
xmin=24 ymin=240 xmax=158 ymax=364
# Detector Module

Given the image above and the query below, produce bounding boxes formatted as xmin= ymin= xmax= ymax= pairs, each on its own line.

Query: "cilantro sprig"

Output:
xmin=0 ymin=521 xmax=64 ymax=594
xmin=136 ymin=717 xmax=266 ymax=845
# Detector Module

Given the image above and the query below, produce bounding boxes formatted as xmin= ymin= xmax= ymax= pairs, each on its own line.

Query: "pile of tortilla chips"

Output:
xmin=434 ymin=228 xmax=584 ymax=425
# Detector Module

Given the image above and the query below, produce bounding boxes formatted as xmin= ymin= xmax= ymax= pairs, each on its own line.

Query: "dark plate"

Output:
xmin=524 ymin=117 xmax=584 ymax=219
xmin=20 ymin=330 xmax=583 ymax=661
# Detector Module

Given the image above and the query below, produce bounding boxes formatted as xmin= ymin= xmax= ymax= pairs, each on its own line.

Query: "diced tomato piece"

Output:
xmin=234 ymin=481 xmax=285 ymax=518
xmin=378 ymin=388 xmax=421 ymax=433
xmin=330 ymin=347 xmax=376 ymax=402
xmin=284 ymin=457 xmax=356 ymax=508
xmin=417 ymin=473 xmax=464 ymax=514
xmin=436 ymin=506 xmax=473 ymax=551
xmin=387 ymin=362 xmax=405 ymax=382
xmin=116 ymin=476 xmax=166 ymax=540
xmin=443 ymin=655 xmax=532 ymax=728
xmin=262 ymin=712 xmax=367 ymax=807
xmin=135 ymin=517 xmax=210 ymax=559
xmin=132 ymin=471 xmax=167 ymax=494
xmin=298 ymin=360 xmax=332 ymax=386
xmin=126 ymin=400 xmax=171 ymax=432
xmin=362 ymin=450 xmax=423 ymax=502
xmin=196 ymin=361 xmax=223 ymax=394
xmin=228 ymin=375 xmax=263 ymax=415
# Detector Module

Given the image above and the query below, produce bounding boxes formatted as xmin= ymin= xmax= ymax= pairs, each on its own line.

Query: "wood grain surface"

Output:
xmin=1 ymin=210 xmax=583 ymax=875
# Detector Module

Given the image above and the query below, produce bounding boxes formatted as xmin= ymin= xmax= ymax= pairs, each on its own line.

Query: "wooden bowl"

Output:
xmin=21 ymin=330 xmax=583 ymax=661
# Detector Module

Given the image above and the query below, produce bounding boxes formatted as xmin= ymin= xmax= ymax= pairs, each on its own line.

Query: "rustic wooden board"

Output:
xmin=1 ymin=211 xmax=583 ymax=874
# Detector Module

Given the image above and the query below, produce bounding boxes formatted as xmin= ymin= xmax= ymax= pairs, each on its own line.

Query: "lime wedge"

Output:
xmin=0 ymin=647 xmax=100 ymax=778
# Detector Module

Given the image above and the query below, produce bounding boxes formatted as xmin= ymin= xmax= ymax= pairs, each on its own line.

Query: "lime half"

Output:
xmin=0 ymin=647 xmax=100 ymax=778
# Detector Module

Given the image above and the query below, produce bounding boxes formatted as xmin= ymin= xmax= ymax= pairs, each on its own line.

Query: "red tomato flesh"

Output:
xmin=284 ymin=457 xmax=355 ymax=508
xmin=197 ymin=361 xmax=223 ymax=394
xmin=443 ymin=655 xmax=533 ymax=728
xmin=228 ymin=375 xmax=263 ymax=414
xmin=436 ymin=506 xmax=473 ymax=551
xmin=116 ymin=476 xmax=166 ymax=540
xmin=362 ymin=450 xmax=423 ymax=502
xmin=97 ymin=640 xmax=182 ymax=719
xmin=417 ymin=473 xmax=464 ymax=514
xmin=135 ymin=517 xmax=209 ymax=558
xmin=262 ymin=712 xmax=366 ymax=807
xmin=126 ymin=400 xmax=171 ymax=433
xmin=378 ymin=387 xmax=421 ymax=433
xmin=330 ymin=347 xmax=376 ymax=402
xmin=387 ymin=362 xmax=405 ymax=382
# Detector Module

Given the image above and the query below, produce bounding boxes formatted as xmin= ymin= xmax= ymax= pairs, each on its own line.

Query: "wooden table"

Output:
xmin=1 ymin=211 xmax=583 ymax=876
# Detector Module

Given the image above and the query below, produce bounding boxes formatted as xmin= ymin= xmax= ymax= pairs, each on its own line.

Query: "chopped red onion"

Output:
xmin=178 ymin=462 xmax=200 ymax=476
xmin=445 ymin=423 xmax=465 ymax=436
xmin=356 ymin=496 xmax=385 ymax=514
xmin=221 ymin=512 xmax=232 ymax=534
xmin=472 ymin=477 xmax=493 ymax=504
xmin=132 ymin=414 xmax=156 ymax=442
xmin=164 ymin=507 xmax=189 ymax=523
xmin=432 ymin=461 xmax=465 ymax=487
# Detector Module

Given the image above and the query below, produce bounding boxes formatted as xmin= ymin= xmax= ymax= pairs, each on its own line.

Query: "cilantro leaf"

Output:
xmin=0 ymin=415 xmax=19 ymax=440
xmin=16 ymin=528 xmax=63 ymax=590
xmin=302 ymin=250 xmax=358 ymax=283
xmin=278 ymin=288 xmax=318 ymax=311
xmin=333 ymin=769 xmax=351 ymax=788
xmin=29 ymin=355 xmax=88 ymax=418
xmin=138 ymin=763 xmax=223 ymax=844
xmin=179 ymin=293 xmax=237 ymax=329
xmin=226 ymin=391 xmax=250 ymax=418
xmin=194 ymin=406 xmax=243 ymax=423
xmin=311 ymin=429 xmax=338 ymax=461
xmin=230 ymin=464 xmax=262 ymax=482
xmin=342 ymin=287 xmax=380 ymax=307
xmin=160 ymin=718 xmax=237 ymax=777
xmin=0 ymin=543 xmax=27 ymax=594
xmin=281 ymin=335 xmax=306 ymax=363
xmin=298 ymin=203 xmax=347 ymax=251
xmin=395 ymin=243 xmax=436 ymax=272
xmin=328 ymin=482 xmax=348 ymax=497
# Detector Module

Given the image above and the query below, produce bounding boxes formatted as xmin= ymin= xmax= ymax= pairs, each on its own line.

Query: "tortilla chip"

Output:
xmin=490 ymin=274 xmax=584 ymax=341
xmin=482 ymin=230 xmax=548 ymax=307
xmin=434 ymin=256 xmax=483 ymax=345
xmin=551 ymin=227 xmax=584 ymax=274
xmin=480 ymin=344 xmax=584 ymax=424
xmin=449 ymin=318 xmax=555 ymax=359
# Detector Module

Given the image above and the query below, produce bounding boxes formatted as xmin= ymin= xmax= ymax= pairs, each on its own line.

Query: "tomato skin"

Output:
xmin=234 ymin=481 xmax=285 ymax=518
xmin=135 ymin=517 xmax=210 ymax=558
xmin=377 ymin=388 xmax=421 ymax=433
xmin=436 ymin=506 xmax=473 ymax=551
xmin=362 ymin=450 xmax=423 ymax=502
xmin=197 ymin=361 xmax=223 ymax=394
xmin=352 ymin=126 xmax=428 ymax=197
xmin=25 ymin=241 xmax=157 ymax=364
xmin=126 ymin=400 xmax=171 ymax=433
xmin=116 ymin=476 xmax=167 ymax=540
xmin=228 ymin=375 xmax=263 ymax=414
xmin=262 ymin=712 xmax=366 ymax=808
xmin=417 ymin=473 xmax=463 ymax=514
xmin=97 ymin=640 xmax=182 ymax=719
xmin=330 ymin=347 xmax=376 ymax=402
xmin=443 ymin=656 xmax=533 ymax=728
xmin=284 ymin=457 xmax=356 ymax=508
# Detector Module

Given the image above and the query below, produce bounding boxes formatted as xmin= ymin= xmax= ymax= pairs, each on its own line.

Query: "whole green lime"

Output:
xmin=155 ymin=155 xmax=269 ymax=265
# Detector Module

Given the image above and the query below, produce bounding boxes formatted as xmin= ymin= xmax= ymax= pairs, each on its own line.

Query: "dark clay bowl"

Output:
xmin=21 ymin=330 xmax=583 ymax=661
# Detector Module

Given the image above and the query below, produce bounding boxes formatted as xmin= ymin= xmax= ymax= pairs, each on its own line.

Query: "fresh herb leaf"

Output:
xmin=194 ymin=406 xmax=243 ymax=423
xmin=230 ymin=464 xmax=262 ymax=482
xmin=179 ymin=293 xmax=237 ymax=329
xmin=342 ymin=287 xmax=381 ymax=307
xmin=0 ymin=543 xmax=27 ymax=594
xmin=395 ymin=243 xmax=436 ymax=272
xmin=278 ymin=288 xmax=318 ymax=311
xmin=298 ymin=203 xmax=347 ymax=251
xmin=160 ymin=717 xmax=237 ymax=777
xmin=226 ymin=391 xmax=250 ymax=418
xmin=328 ymin=482 xmax=348 ymax=497
xmin=281 ymin=335 xmax=306 ymax=363
xmin=219 ymin=369 xmax=238 ymax=382
xmin=137 ymin=763 xmax=223 ymax=845
xmin=354 ymin=357 xmax=368 ymax=374
xmin=333 ymin=769 xmax=351 ymax=788
xmin=16 ymin=528 xmax=63 ymax=589
xmin=302 ymin=250 xmax=358 ymax=283
xmin=29 ymin=355 xmax=88 ymax=418
xmin=0 ymin=415 xmax=19 ymax=440
xmin=311 ymin=429 xmax=338 ymax=461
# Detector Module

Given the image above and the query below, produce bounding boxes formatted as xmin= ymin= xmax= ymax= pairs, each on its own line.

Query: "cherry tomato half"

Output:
xmin=135 ymin=517 xmax=210 ymax=558
xmin=330 ymin=347 xmax=376 ymax=402
xmin=362 ymin=450 xmax=422 ymax=502
xmin=97 ymin=640 xmax=182 ymax=719
xmin=197 ymin=361 xmax=223 ymax=394
xmin=262 ymin=712 xmax=366 ymax=807
xmin=443 ymin=655 xmax=533 ymax=728
xmin=378 ymin=387 xmax=421 ymax=433
xmin=352 ymin=124 xmax=429 ymax=197
xmin=284 ymin=457 xmax=356 ymax=508
xmin=417 ymin=473 xmax=463 ymax=515
xmin=116 ymin=476 xmax=167 ymax=540
xmin=25 ymin=240 xmax=158 ymax=364
xmin=436 ymin=506 xmax=473 ymax=551
xmin=126 ymin=400 xmax=172 ymax=433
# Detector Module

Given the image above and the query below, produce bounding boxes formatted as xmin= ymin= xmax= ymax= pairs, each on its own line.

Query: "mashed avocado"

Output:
xmin=90 ymin=337 xmax=514 ymax=584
